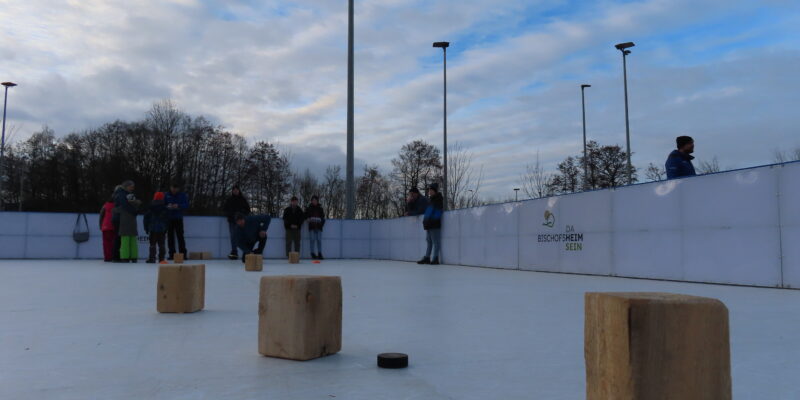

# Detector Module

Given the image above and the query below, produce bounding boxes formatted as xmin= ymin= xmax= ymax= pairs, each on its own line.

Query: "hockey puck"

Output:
xmin=377 ymin=353 xmax=408 ymax=369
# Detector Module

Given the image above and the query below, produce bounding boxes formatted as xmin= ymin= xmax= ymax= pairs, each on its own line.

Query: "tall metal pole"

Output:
xmin=581 ymin=85 xmax=588 ymax=188
xmin=345 ymin=0 xmax=355 ymax=219
xmin=442 ymin=47 xmax=448 ymax=211
xmin=1 ymin=85 xmax=9 ymax=208
xmin=1 ymin=86 xmax=9 ymax=164
xmin=622 ymin=51 xmax=632 ymax=184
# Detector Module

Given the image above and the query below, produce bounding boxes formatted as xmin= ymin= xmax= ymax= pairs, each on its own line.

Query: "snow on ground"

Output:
xmin=1 ymin=259 xmax=798 ymax=399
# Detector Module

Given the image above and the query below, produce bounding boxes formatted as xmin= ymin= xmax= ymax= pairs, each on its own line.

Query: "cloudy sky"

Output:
xmin=2 ymin=0 xmax=799 ymax=196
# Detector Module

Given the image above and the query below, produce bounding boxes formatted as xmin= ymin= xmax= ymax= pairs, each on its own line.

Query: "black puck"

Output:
xmin=377 ymin=352 xmax=408 ymax=369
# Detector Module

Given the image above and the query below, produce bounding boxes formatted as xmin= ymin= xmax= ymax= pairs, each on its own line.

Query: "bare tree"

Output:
xmin=447 ymin=142 xmax=483 ymax=209
xmin=547 ymin=156 xmax=581 ymax=195
xmin=291 ymin=169 xmax=320 ymax=206
xmin=696 ymin=156 xmax=721 ymax=174
xmin=520 ymin=151 xmax=552 ymax=199
xmin=390 ymin=140 xmax=442 ymax=215
xmin=644 ymin=163 xmax=666 ymax=182
xmin=356 ymin=165 xmax=391 ymax=219
xmin=321 ymin=165 xmax=345 ymax=219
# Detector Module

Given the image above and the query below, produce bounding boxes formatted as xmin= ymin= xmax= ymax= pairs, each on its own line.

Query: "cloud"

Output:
xmin=1 ymin=0 xmax=799 ymax=197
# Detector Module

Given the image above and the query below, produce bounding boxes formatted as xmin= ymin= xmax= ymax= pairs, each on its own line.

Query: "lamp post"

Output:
xmin=345 ymin=0 xmax=355 ymax=219
xmin=514 ymin=188 xmax=520 ymax=202
xmin=1 ymin=81 xmax=17 ymax=209
xmin=615 ymin=41 xmax=635 ymax=184
xmin=433 ymin=41 xmax=449 ymax=210
xmin=581 ymin=84 xmax=591 ymax=189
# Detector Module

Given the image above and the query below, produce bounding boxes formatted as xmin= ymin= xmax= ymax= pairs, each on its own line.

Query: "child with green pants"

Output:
xmin=115 ymin=181 xmax=142 ymax=263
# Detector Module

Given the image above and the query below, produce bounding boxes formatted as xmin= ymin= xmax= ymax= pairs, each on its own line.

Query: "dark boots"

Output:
xmin=417 ymin=257 xmax=430 ymax=265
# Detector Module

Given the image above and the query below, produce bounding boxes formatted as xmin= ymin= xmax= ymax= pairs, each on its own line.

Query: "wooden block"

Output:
xmin=157 ymin=264 xmax=205 ymax=313
xmin=258 ymin=275 xmax=342 ymax=361
xmin=173 ymin=253 xmax=185 ymax=263
xmin=189 ymin=251 xmax=213 ymax=260
xmin=585 ymin=292 xmax=731 ymax=400
xmin=288 ymin=252 xmax=300 ymax=264
xmin=245 ymin=254 xmax=263 ymax=271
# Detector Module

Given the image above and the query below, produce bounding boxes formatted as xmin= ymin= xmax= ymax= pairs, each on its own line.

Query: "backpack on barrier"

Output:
xmin=73 ymin=213 xmax=90 ymax=243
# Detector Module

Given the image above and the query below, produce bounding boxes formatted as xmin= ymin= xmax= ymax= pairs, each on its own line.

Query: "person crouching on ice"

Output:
xmin=234 ymin=213 xmax=271 ymax=263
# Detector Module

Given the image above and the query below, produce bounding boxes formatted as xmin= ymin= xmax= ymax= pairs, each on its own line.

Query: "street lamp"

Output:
xmin=433 ymin=41 xmax=449 ymax=210
xmin=1 ymin=81 xmax=17 ymax=209
xmin=614 ymin=42 xmax=634 ymax=184
xmin=514 ymin=188 xmax=520 ymax=202
xmin=580 ymin=84 xmax=591 ymax=189
xmin=345 ymin=0 xmax=356 ymax=219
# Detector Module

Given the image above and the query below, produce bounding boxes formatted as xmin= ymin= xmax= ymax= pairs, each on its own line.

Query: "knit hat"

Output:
xmin=676 ymin=136 xmax=694 ymax=149
xmin=428 ymin=183 xmax=439 ymax=192
xmin=153 ymin=192 xmax=165 ymax=201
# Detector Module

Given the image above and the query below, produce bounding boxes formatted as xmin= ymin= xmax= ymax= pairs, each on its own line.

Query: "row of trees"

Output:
xmin=0 ymin=101 xmax=483 ymax=218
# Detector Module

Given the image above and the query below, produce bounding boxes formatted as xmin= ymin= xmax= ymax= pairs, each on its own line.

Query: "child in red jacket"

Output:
xmin=98 ymin=198 xmax=116 ymax=262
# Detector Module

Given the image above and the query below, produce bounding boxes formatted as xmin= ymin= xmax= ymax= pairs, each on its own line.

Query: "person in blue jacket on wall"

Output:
xmin=665 ymin=136 xmax=697 ymax=180
xmin=418 ymin=183 xmax=444 ymax=265
xmin=165 ymin=183 xmax=189 ymax=259
xmin=234 ymin=213 xmax=271 ymax=263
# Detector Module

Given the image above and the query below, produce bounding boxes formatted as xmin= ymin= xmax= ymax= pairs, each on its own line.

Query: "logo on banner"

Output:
xmin=542 ymin=210 xmax=555 ymax=228
xmin=537 ymin=211 xmax=584 ymax=251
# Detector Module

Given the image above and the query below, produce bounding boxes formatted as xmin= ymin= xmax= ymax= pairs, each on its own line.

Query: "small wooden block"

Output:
xmin=585 ymin=292 xmax=731 ymax=400
xmin=258 ymin=275 xmax=342 ymax=361
xmin=188 ymin=251 xmax=212 ymax=260
xmin=288 ymin=252 xmax=300 ymax=264
xmin=173 ymin=253 xmax=185 ymax=263
xmin=157 ymin=264 xmax=205 ymax=313
xmin=245 ymin=254 xmax=263 ymax=271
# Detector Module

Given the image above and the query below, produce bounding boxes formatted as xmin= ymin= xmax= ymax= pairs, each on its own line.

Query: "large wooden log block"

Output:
xmin=157 ymin=264 xmax=205 ymax=313
xmin=173 ymin=253 xmax=185 ymax=263
xmin=288 ymin=252 xmax=300 ymax=264
xmin=258 ymin=275 xmax=342 ymax=361
xmin=245 ymin=254 xmax=263 ymax=271
xmin=585 ymin=292 xmax=731 ymax=400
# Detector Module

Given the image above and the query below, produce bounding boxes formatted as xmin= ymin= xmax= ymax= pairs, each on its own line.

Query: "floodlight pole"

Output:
xmin=581 ymin=84 xmax=591 ymax=188
xmin=433 ymin=42 xmax=449 ymax=210
xmin=615 ymin=42 xmax=635 ymax=185
xmin=345 ymin=0 xmax=355 ymax=219
xmin=1 ymin=82 xmax=18 ymax=209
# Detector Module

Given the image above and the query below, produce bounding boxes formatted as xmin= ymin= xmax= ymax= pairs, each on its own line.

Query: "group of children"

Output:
xmin=98 ymin=181 xmax=188 ymax=263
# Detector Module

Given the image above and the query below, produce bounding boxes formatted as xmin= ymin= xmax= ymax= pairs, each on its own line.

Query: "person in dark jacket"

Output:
xmin=234 ymin=213 xmax=271 ymax=262
xmin=418 ymin=183 xmax=444 ymax=265
xmin=144 ymin=192 xmax=169 ymax=263
xmin=305 ymin=195 xmax=325 ymax=260
xmin=283 ymin=196 xmax=306 ymax=257
xmin=405 ymin=187 xmax=429 ymax=216
xmin=222 ymin=185 xmax=251 ymax=259
xmin=165 ymin=183 xmax=189 ymax=259
xmin=115 ymin=181 xmax=141 ymax=263
xmin=665 ymin=136 xmax=697 ymax=180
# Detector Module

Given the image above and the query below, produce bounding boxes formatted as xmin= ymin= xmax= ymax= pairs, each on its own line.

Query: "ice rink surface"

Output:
xmin=1 ymin=259 xmax=799 ymax=400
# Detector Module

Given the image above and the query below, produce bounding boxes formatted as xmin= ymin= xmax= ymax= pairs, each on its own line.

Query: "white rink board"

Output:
xmin=1 ymin=161 xmax=799 ymax=288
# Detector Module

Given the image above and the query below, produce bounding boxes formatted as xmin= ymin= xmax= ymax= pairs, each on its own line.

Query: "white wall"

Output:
xmin=1 ymin=161 xmax=798 ymax=289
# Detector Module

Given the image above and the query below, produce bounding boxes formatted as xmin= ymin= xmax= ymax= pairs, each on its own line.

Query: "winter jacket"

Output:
xmin=422 ymin=193 xmax=444 ymax=230
xmin=283 ymin=206 xmax=306 ymax=230
xmin=406 ymin=195 xmax=429 ymax=216
xmin=99 ymin=202 xmax=115 ymax=231
xmin=236 ymin=215 xmax=271 ymax=250
xmin=116 ymin=192 xmax=141 ymax=236
xmin=222 ymin=193 xmax=251 ymax=223
xmin=144 ymin=200 xmax=169 ymax=234
xmin=164 ymin=191 xmax=189 ymax=220
xmin=111 ymin=186 xmax=128 ymax=225
xmin=665 ymin=150 xmax=697 ymax=180
xmin=305 ymin=204 xmax=326 ymax=231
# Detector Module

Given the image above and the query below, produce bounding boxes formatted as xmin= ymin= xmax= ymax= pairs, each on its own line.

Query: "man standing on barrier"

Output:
xmin=666 ymin=136 xmax=697 ymax=180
